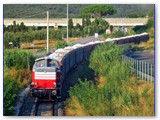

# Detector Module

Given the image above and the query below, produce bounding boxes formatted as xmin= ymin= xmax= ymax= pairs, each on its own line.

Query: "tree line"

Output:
xmin=4 ymin=4 xmax=153 ymax=18
xmin=4 ymin=17 xmax=109 ymax=49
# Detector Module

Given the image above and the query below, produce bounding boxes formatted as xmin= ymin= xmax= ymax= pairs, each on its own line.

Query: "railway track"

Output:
xmin=30 ymin=98 xmax=58 ymax=116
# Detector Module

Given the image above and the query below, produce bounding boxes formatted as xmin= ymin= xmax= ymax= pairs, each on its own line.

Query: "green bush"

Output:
xmin=4 ymin=50 xmax=35 ymax=70
xmin=89 ymin=42 xmax=124 ymax=75
xmin=102 ymin=29 xmax=136 ymax=39
xmin=4 ymin=75 xmax=20 ymax=116
xmin=55 ymin=40 xmax=68 ymax=49
xmin=89 ymin=42 xmax=132 ymax=87
xmin=133 ymin=18 xmax=154 ymax=34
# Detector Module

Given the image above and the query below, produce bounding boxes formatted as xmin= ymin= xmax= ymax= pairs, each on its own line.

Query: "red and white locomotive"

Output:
xmin=30 ymin=57 xmax=62 ymax=99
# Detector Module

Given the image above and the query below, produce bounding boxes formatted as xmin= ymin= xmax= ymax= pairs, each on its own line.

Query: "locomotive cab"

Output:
xmin=30 ymin=57 xmax=62 ymax=99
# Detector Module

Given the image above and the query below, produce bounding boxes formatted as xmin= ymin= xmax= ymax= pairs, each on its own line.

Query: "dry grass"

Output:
xmin=63 ymin=37 xmax=104 ymax=42
xmin=96 ymin=76 xmax=106 ymax=88
xmin=138 ymin=38 xmax=154 ymax=50
xmin=65 ymin=96 xmax=88 ymax=116
xmin=6 ymin=67 xmax=18 ymax=78
xmin=149 ymin=27 xmax=154 ymax=38
xmin=64 ymin=37 xmax=81 ymax=42
xmin=20 ymin=39 xmax=57 ymax=49
xmin=120 ymin=76 xmax=154 ymax=116
xmin=5 ymin=67 xmax=32 ymax=89
xmin=17 ymin=69 xmax=31 ymax=88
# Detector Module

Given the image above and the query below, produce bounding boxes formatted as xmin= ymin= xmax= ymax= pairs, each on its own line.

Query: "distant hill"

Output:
xmin=4 ymin=4 xmax=153 ymax=18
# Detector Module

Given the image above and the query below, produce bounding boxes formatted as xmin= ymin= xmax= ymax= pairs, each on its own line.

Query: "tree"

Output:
xmin=86 ymin=18 xmax=91 ymax=26
xmin=81 ymin=4 xmax=117 ymax=18
xmin=20 ymin=22 xmax=27 ymax=32
xmin=82 ymin=17 xmax=85 ymax=28
xmin=13 ymin=21 xmax=17 ymax=33
xmin=68 ymin=18 xmax=73 ymax=29
xmin=90 ymin=18 xmax=109 ymax=34
xmin=127 ymin=13 xmax=145 ymax=18
xmin=148 ymin=5 xmax=154 ymax=18
xmin=82 ymin=17 xmax=91 ymax=28
xmin=75 ymin=23 xmax=83 ymax=31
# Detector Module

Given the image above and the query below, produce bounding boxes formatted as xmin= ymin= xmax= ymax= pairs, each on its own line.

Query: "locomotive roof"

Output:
xmin=35 ymin=57 xmax=58 ymax=62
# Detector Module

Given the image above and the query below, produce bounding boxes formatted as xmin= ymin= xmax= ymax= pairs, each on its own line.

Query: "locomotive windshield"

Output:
xmin=34 ymin=58 xmax=59 ymax=68
xmin=34 ymin=59 xmax=45 ymax=67
xmin=47 ymin=59 xmax=59 ymax=67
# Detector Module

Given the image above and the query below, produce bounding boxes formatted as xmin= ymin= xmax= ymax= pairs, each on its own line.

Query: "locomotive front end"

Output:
xmin=30 ymin=57 xmax=62 ymax=99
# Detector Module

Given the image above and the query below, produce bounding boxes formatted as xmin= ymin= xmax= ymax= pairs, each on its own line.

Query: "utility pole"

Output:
xmin=67 ymin=4 xmax=68 ymax=42
xmin=47 ymin=11 xmax=49 ymax=53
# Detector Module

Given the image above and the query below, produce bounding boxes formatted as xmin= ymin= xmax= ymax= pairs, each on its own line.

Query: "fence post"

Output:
xmin=151 ymin=64 xmax=152 ymax=83
xmin=136 ymin=60 xmax=138 ymax=79
xmin=145 ymin=62 xmax=147 ymax=82
xmin=131 ymin=58 xmax=133 ymax=73
xmin=142 ymin=61 xmax=144 ymax=80
xmin=139 ymin=60 xmax=141 ymax=79
xmin=147 ymin=63 xmax=150 ymax=82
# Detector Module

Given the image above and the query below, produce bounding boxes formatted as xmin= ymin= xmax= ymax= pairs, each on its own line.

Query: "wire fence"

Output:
xmin=122 ymin=55 xmax=154 ymax=83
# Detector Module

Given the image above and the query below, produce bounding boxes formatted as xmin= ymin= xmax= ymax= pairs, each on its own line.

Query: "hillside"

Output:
xmin=4 ymin=4 xmax=153 ymax=18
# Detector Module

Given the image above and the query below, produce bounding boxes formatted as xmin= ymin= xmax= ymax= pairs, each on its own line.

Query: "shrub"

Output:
xmin=55 ymin=40 xmax=68 ymax=49
xmin=17 ymin=69 xmax=31 ymax=88
xmin=4 ymin=75 xmax=20 ymax=115
xmin=89 ymin=42 xmax=124 ymax=76
xmin=4 ymin=50 xmax=35 ymax=70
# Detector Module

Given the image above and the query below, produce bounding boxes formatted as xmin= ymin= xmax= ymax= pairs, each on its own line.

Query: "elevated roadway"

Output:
xmin=4 ymin=18 xmax=148 ymax=27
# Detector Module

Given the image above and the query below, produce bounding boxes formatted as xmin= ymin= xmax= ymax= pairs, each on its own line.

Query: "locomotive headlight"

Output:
xmin=52 ymin=90 xmax=57 ymax=95
xmin=53 ymin=82 xmax=56 ymax=87
xmin=31 ymin=82 xmax=37 ymax=86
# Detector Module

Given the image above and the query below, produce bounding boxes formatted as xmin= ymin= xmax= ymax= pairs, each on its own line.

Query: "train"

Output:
xmin=30 ymin=33 xmax=149 ymax=99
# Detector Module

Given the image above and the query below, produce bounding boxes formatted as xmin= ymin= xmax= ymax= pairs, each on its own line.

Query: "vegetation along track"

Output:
xmin=30 ymin=98 xmax=58 ymax=116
